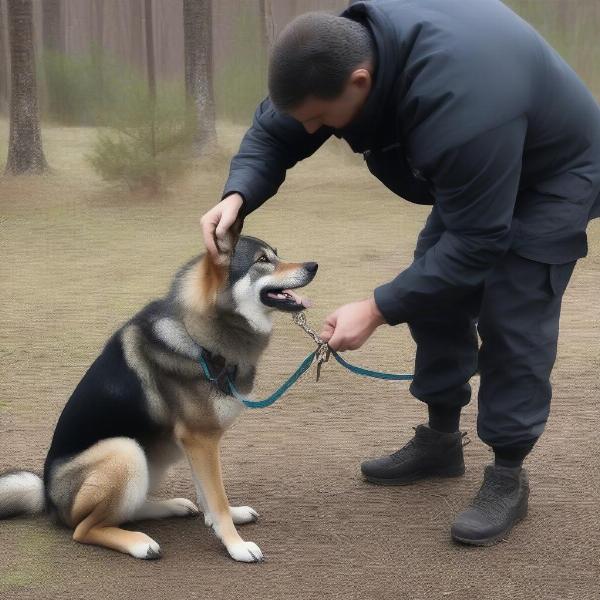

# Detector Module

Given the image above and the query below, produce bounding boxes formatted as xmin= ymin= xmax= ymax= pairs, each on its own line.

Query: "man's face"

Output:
xmin=287 ymin=65 xmax=373 ymax=134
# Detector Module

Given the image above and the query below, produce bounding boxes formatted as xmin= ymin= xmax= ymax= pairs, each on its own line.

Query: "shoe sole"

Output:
xmin=362 ymin=465 xmax=465 ymax=486
xmin=451 ymin=500 xmax=528 ymax=547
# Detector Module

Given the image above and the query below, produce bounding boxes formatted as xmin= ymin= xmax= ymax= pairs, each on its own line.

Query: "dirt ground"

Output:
xmin=1 ymin=120 xmax=599 ymax=600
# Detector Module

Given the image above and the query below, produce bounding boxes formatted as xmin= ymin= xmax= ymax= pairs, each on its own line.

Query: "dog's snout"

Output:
xmin=303 ymin=262 xmax=318 ymax=273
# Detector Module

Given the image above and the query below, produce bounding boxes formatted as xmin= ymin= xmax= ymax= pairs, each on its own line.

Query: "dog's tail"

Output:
xmin=0 ymin=470 xmax=45 ymax=519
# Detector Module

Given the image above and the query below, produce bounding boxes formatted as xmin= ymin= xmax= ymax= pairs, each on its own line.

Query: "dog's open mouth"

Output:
xmin=260 ymin=287 xmax=313 ymax=312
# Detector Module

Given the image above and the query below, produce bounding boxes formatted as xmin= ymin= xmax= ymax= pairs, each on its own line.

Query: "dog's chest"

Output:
xmin=162 ymin=368 xmax=251 ymax=430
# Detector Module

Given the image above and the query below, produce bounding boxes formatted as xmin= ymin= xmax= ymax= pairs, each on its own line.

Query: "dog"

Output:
xmin=0 ymin=220 xmax=317 ymax=562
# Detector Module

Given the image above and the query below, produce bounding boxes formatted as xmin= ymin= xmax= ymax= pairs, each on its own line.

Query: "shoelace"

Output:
xmin=390 ymin=428 xmax=470 ymax=459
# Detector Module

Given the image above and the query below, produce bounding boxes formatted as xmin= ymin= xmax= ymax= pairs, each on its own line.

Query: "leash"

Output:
xmin=292 ymin=312 xmax=414 ymax=383
xmin=199 ymin=349 xmax=316 ymax=409
xmin=198 ymin=311 xmax=413 ymax=409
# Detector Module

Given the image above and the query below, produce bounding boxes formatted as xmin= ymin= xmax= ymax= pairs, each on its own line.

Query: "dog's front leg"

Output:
xmin=189 ymin=471 xmax=258 ymax=527
xmin=178 ymin=429 xmax=263 ymax=563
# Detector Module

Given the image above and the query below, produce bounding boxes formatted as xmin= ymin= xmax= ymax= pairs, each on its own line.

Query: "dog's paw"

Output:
xmin=130 ymin=537 xmax=162 ymax=560
xmin=204 ymin=506 xmax=259 ymax=528
xmin=230 ymin=506 xmax=259 ymax=525
xmin=167 ymin=498 xmax=200 ymax=517
xmin=227 ymin=540 xmax=264 ymax=563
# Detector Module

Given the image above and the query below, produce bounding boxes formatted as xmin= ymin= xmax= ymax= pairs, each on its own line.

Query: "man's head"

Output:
xmin=268 ymin=12 xmax=375 ymax=133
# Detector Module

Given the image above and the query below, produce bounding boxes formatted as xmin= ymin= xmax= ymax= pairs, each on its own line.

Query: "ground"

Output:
xmin=0 ymin=120 xmax=599 ymax=600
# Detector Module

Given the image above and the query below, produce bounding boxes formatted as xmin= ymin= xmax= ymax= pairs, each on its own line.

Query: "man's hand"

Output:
xmin=319 ymin=297 xmax=387 ymax=352
xmin=200 ymin=193 xmax=244 ymax=259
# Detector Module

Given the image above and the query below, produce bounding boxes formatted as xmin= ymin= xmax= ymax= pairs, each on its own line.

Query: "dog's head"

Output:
xmin=177 ymin=220 xmax=318 ymax=329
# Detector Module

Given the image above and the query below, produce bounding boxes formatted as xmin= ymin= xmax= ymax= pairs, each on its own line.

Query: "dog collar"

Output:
xmin=199 ymin=348 xmax=238 ymax=396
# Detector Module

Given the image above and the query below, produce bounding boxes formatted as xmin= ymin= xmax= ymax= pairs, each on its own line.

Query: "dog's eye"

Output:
xmin=256 ymin=255 xmax=270 ymax=264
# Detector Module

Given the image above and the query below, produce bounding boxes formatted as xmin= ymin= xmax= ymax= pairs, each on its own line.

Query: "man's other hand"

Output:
xmin=319 ymin=297 xmax=386 ymax=352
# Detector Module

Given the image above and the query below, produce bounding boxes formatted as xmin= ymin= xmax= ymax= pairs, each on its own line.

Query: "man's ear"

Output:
xmin=349 ymin=67 xmax=372 ymax=92
xmin=214 ymin=216 xmax=244 ymax=266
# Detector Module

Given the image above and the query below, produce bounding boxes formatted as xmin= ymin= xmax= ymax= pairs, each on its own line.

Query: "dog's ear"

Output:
xmin=190 ymin=217 xmax=243 ymax=313
xmin=214 ymin=216 xmax=243 ymax=266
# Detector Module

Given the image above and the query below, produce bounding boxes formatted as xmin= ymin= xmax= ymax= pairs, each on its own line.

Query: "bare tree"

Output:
xmin=0 ymin=0 xmax=9 ymax=114
xmin=144 ymin=0 xmax=158 ymax=190
xmin=131 ymin=0 xmax=145 ymax=73
xmin=92 ymin=0 xmax=103 ymax=46
xmin=258 ymin=0 xmax=275 ymax=52
xmin=144 ymin=0 xmax=156 ymax=102
xmin=5 ymin=0 xmax=47 ymax=174
xmin=183 ymin=0 xmax=216 ymax=155
xmin=91 ymin=0 xmax=104 ymax=110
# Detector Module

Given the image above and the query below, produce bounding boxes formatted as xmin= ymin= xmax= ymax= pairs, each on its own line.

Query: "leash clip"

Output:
xmin=292 ymin=311 xmax=330 ymax=382
xmin=315 ymin=342 xmax=331 ymax=382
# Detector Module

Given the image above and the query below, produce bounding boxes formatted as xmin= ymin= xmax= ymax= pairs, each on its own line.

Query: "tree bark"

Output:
xmin=131 ymin=0 xmax=145 ymax=73
xmin=91 ymin=0 xmax=104 ymax=111
xmin=144 ymin=0 xmax=156 ymax=102
xmin=0 ymin=0 xmax=9 ymax=114
xmin=258 ymin=0 xmax=274 ymax=52
xmin=144 ymin=0 xmax=158 ymax=191
xmin=6 ymin=0 xmax=47 ymax=174
xmin=183 ymin=0 xmax=216 ymax=155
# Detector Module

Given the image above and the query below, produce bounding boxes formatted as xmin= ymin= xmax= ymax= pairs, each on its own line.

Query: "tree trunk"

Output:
xmin=183 ymin=0 xmax=216 ymax=156
xmin=6 ymin=0 xmax=47 ymax=174
xmin=144 ymin=0 xmax=156 ymax=103
xmin=258 ymin=0 xmax=274 ymax=52
xmin=0 ymin=0 xmax=9 ymax=114
xmin=91 ymin=0 xmax=104 ymax=114
xmin=131 ymin=0 xmax=145 ymax=73
xmin=144 ymin=0 xmax=158 ymax=192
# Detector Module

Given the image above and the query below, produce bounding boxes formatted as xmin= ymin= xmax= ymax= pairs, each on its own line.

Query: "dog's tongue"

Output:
xmin=284 ymin=288 xmax=313 ymax=308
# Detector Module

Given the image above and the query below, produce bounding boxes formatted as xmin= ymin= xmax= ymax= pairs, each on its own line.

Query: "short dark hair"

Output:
xmin=268 ymin=12 xmax=374 ymax=112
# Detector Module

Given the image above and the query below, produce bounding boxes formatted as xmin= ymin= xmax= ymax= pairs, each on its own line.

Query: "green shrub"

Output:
xmin=87 ymin=78 xmax=194 ymax=193
xmin=42 ymin=47 xmax=194 ymax=192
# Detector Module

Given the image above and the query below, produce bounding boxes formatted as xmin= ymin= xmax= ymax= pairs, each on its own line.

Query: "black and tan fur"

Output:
xmin=0 ymin=221 xmax=318 ymax=562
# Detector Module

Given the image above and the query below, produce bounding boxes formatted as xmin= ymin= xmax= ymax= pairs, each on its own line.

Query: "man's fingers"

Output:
xmin=201 ymin=195 xmax=244 ymax=259
xmin=215 ymin=208 xmax=237 ymax=239
xmin=319 ymin=313 xmax=338 ymax=342
xmin=319 ymin=324 xmax=334 ymax=342
xmin=327 ymin=329 xmax=343 ymax=352
xmin=201 ymin=212 xmax=221 ymax=258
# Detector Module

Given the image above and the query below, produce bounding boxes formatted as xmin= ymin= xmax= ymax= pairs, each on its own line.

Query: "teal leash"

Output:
xmin=330 ymin=351 xmax=413 ymax=381
xmin=199 ymin=350 xmax=317 ymax=409
xmin=198 ymin=312 xmax=413 ymax=409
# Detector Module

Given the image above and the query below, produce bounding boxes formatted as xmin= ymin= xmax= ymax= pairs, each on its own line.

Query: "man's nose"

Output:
xmin=303 ymin=122 xmax=320 ymax=134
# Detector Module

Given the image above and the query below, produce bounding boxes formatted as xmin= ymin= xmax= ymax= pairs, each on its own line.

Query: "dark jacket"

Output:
xmin=222 ymin=0 xmax=600 ymax=325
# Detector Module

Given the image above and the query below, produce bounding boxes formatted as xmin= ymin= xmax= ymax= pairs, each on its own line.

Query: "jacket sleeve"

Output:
xmin=221 ymin=97 xmax=332 ymax=217
xmin=373 ymin=116 xmax=527 ymax=325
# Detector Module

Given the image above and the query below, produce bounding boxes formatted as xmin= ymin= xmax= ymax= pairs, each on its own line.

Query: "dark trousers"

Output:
xmin=407 ymin=208 xmax=577 ymax=451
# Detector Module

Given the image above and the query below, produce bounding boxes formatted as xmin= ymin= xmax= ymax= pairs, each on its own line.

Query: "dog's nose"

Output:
xmin=304 ymin=262 xmax=318 ymax=273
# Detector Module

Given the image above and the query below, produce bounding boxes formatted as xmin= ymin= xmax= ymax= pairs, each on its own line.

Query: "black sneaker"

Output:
xmin=451 ymin=464 xmax=529 ymax=546
xmin=360 ymin=424 xmax=467 ymax=485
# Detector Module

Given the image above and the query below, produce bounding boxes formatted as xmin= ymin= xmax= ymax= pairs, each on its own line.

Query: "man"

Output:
xmin=201 ymin=0 xmax=600 ymax=546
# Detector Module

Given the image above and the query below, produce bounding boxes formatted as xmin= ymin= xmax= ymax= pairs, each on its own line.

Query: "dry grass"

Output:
xmin=0 ymin=119 xmax=599 ymax=600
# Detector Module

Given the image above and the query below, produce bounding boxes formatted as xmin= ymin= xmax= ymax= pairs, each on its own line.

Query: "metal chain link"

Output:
xmin=292 ymin=311 xmax=330 ymax=381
